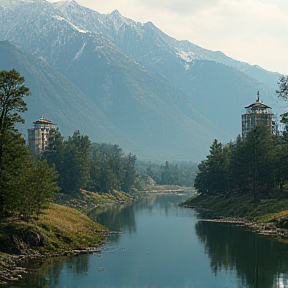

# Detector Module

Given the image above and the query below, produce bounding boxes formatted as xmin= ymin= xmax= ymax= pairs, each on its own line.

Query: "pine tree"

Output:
xmin=277 ymin=75 xmax=288 ymax=99
xmin=0 ymin=69 xmax=29 ymax=166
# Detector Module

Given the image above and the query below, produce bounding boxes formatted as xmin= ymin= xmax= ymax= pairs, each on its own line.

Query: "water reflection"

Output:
xmin=7 ymin=192 xmax=288 ymax=288
xmin=88 ymin=202 xmax=137 ymax=243
xmin=88 ymin=193 xmax=190 ymax=243
xmin=195 ymin=220 xmax=288 ymax=287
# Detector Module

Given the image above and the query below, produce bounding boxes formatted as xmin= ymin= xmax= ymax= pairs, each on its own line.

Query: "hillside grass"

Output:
xmin=183 ymin=191 xmax=288 ymax=228
xmin=142 ymin=185 xmax=195 ymax=192
xmin=0 ymin=203 xmax=107 ymax=255
xmin=55 ymin=189 xmax=135 ymax=212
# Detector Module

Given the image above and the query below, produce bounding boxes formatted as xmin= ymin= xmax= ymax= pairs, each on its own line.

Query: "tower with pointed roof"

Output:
xmin=28 ymin=116 xmax=58 ymax=153
xmin=241 ymin=92 xmax=274 ymax=138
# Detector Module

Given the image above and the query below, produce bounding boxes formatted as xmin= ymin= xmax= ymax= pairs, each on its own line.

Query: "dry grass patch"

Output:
xmin=0 ymin=204 xmax=108 ymax=255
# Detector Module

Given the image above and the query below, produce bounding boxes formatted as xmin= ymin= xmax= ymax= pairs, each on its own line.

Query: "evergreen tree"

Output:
xmin=0 ymin=131 xmax=28 ymax=218
xmin=121 ymin=154 xmax=137 ymax=192
xmin=0 ymin=69 xmax=29 ymax=166
xmin=229 ymin=135 xmax=248 ymax=194
xmin=194 ymin=160 xmax=209 ymax=195
xmin=244 ymin=125 xmax=274 ymax=201
xmin=0 ymin=69 xmax=59 ymax=221
xmin=205 ymin=139 xmax=227 ymax=195
xmin=62 ymin=131 xmax=91 ymax=193
xmin=277 ymin=75 xmax=288 ymax=99
xmin=1 ymin=132 xmax=58 ymax=221
xmin=0 ymin=69 xmax=30 ymax=217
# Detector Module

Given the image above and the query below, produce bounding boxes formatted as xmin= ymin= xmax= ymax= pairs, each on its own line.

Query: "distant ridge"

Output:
xmin=0 ymin=0 xmax=281 ymax=161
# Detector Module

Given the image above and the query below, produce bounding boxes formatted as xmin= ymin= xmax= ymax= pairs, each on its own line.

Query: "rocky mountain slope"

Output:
xmin=0 ymin=41 xmax=132 ymax=145
xmin=0 ymin=0 xmax=281 ymax=161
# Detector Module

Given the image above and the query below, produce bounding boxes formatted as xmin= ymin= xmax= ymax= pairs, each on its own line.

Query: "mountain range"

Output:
xmin=0 ymin=0 xmax=281 ymax=162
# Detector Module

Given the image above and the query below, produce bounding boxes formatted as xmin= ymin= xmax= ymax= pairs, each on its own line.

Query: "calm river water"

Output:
xmin=7 ymin=192 xmax=288 ymax=288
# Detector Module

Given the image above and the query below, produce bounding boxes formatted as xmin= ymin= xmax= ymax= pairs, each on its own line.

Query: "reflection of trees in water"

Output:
xmin=65 ymin=254 xmax=90 ymax=275
xmin=88 ymin=193 xmax=191 ymax=244
xmin=88 ymin=202 xmax=137 ymax=243
xmin=195 ymin=221 xmax=288 ymax=287
xmin=16 ymin=255 xmax=90 ymax=288
xmin=153 ymin=193 xmax=192 ymax=217
xmin=17 ymin=258 xmax=65 ymax=288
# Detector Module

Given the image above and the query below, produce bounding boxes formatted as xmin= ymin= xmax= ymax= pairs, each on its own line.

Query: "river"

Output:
xmin=7 ymin=192 xmax=288 ymax=288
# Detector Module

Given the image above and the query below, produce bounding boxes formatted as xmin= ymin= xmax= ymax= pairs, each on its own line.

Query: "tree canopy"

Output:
xmin=0 ymin=69 xmax=58 ymax=221
xmin=0 ymin=69 xmax=30 ymax=164
xmin=43 ymin=133 xmax=139 ymax=194
xmin=194 ymin=125 xmax=278 ymax=201
xmin=277 ymin=75 xmax=288 ymax=100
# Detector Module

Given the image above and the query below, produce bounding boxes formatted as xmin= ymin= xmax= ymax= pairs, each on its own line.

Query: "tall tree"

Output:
xmin=229 ymin=135 xmax=248 ymax=194
xmin=277 ymin=75 xmax=288 ymax=99
xmin=122 ymin=154 xmax=137 ymax=192
xmin=245 ymin=125 xmax=274 ymax=201
xmin=1 ymin=132 xmax=59 ymax=221
xmin=0 ymin=69 xmax=29 ymax=218
xmin=206 ymin=139 xmax=227 ymax=195
xmin=0 ymin=131 xmax=28 ymax=218
xmin=0 ymin=69 xmax=30 ymax=165
xmin=62 ymin=131 xmax=91 ymax=193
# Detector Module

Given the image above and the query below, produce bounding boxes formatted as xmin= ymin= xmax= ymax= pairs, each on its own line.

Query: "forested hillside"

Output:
xmin=0 ymin=0 xmax=281 ymax=162
xmin=185 ymin=76 xmax=288 ymax=222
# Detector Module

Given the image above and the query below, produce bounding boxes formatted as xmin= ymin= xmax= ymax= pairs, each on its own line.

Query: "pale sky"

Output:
xmin=52 ymin=0 xmax=288 ymax=75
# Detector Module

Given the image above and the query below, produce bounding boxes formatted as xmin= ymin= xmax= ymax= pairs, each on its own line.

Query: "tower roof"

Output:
xmin=245 ymin=102 xmax=271 ymax=109
xmin=33 ymin=116 xmax=56 ymax=125
xmin=245 ymin=91 xmax=271 ymax=109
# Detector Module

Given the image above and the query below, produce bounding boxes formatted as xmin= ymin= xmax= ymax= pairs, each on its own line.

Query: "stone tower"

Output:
xmin=241 ymin=92 xmax=274 ymax=138
xmin=28 ymin=116 xmax=58 ymax=153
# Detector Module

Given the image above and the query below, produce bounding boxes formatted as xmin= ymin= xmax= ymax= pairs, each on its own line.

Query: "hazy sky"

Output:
xmin=53 ymin=0 xmax=288 ymax=74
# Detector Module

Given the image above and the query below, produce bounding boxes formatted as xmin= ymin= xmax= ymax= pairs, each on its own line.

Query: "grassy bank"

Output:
xmin=142 ymin=185 xmax=195 ymax=193
xmin=0 ymin=203 xmax=107 ymax=255
xmin=0 ymin=203 xmax=108 ymax=284
xmin=55 ymin=189 xmax=136 ymax=213
xmin=183 ymin=192 xmax=288 ymax=228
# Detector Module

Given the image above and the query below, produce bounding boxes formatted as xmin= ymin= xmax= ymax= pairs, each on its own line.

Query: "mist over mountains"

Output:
xmin=0 ymin=0 xmax=281 ymax=162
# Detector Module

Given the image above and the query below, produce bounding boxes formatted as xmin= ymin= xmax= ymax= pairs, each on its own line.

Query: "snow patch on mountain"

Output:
xmin=0 ymin=0 xmax=33 ymax=9
xmin=176 ymin=49 xmax=196 ymax=63
xmin=53 ymin=15 xmax=88 ymax=33
xmin=73 ymin=42 xmax=86 ymax=61
xmin=108 ymin=10 xmax=144 ymax=36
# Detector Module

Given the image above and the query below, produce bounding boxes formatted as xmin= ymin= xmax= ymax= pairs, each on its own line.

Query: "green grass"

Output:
xmin=0 ymin=203 xmax=108 ymax=255
xmin=183 ymin=192 xmax=288 ymax=228
xmin=54 ymin=189 xmax=135 ymax=213
xmin=143 ymin=185 xmax=194 ymax=192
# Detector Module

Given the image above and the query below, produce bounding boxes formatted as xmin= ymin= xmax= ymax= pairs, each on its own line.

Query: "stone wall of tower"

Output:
xmin=28 ymin=117 xmax=57 ymax=154
xmin=241 ymin=104 xmax=274 ymax=139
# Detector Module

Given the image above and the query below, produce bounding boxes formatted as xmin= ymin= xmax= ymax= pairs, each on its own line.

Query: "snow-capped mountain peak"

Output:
xmin=51 ymin=0 xmax=78 ymax=9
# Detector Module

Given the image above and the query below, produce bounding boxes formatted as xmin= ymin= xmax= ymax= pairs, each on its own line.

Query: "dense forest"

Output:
xmin=136 ymin=160 xmax=197 ymax=187
xmin=0 ymin=69 xmax=140 ymax=221
xmin=0 ymin=69 xmax=197 ymax=222
xmin=194 ymin=75 xmax=288 ymax=201
xmin=42 ymin=131 xmax=139 ymax=195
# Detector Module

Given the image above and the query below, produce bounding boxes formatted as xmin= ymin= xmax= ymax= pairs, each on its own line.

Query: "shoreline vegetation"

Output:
xmin=141 ymin=185 xmax=195 ymax=193
xmin=0 ymin=201 xmax=107 ymax=285
xmin=0 ymin=186 xmax=188 ymax=285
xmin=182 ymin=191 xmax=288 ymax=243
xmin=0 ymin=68 xmax=198 ymax=285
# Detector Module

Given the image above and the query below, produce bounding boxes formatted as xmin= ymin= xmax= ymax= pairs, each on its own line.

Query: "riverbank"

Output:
xmin=141 ymin=185 xmax=195 ymax=193
xmin=54 ymin=189 xmax=137 ymax=212
xmin=183 ymin=192 xmax=288 ymax=242
xmin=0 ymin=203 xmax=108 ymax=285
xmin=0 ymin=188 xmax=192 ymax=285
